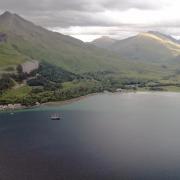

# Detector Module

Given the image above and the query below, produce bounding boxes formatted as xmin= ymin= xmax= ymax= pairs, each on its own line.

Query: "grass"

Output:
xmin=164 ymin=86 xmax=180 ymax=92
xmin=62 ymin=81 xmax=81 ymax=89
xmin=0 ymin=43 xmax=25 ymax=67
xmin=62 ymin=80 xmax=100 ymax=90
xmin=0 ymin=85 xmax=31 ymax=100
xmin=137 ymin=86 xmax=180 ymax=92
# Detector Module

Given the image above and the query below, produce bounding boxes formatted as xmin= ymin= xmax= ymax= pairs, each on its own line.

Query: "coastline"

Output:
xmin=30 ymin=90 xmax=180 ymax=109
xmin=0 ymin=92 xmax=102 ymax=112
xmin=1 ymin=90 xmax=180 ymax=112
xmin=41 ymin=92 xmax=104 ymax=107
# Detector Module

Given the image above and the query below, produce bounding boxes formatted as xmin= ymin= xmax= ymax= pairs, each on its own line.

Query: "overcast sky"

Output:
xmin=1 ymin=0 xmax=180 ymax=42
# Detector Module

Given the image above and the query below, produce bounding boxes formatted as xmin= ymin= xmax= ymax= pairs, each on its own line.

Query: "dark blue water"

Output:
xmin=1 ymin=92 xmax=180 ymax=180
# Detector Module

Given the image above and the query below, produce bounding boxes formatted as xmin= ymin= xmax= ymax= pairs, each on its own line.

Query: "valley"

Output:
xmin=1 ymin=12 xmax=180 ymax=108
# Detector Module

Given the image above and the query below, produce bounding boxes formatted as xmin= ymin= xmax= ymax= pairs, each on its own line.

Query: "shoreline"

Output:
xmin=37 ymin=90 xmax=180 ymax=108
xmin=41 ymin=92 xmax=101 ymax=107
xmin=1 ymin=90 xmax=180 ymax=112
xmin=0 ymin=92 xmax=103 ymax=112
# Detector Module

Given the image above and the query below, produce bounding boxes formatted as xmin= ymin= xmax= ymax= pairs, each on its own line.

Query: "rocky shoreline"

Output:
xmin=0 ymin=90 xmax=151 ymax=112
xmin=0 ymin=93 xmax=102 ymax=112
xmin=0 ymin=104 xmax=26 ymax=111
xmin=0 ymin=102 xmax=41 ymax=112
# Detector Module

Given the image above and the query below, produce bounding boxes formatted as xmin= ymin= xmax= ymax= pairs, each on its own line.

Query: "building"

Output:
xmin=21 ymin=60 xmax=39 ymax=74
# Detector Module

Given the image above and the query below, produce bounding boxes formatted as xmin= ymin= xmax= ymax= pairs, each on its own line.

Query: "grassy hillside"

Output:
xmin=90 ymin=36 xmax=117 ymax=49
xmin=92 ymin=32 xmax=180 ymax=64
xmin=0 ymin=11 xmax=132 ymax=74
xmin=2 ymin=12 xmax=180 ymax=107
xmin=1 ymin=11 xmax=176 ymax=78
xmin=0 ymin=43 xmax=25 ymax=68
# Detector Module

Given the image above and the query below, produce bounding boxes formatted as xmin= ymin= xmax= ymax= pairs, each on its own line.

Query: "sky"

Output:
xmin=1 ymin=0 xmax=180 ymax=42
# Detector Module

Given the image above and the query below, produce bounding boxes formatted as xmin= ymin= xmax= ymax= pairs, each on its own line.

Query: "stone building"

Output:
xmin=21 ymin=60 xmax=39 ymax=74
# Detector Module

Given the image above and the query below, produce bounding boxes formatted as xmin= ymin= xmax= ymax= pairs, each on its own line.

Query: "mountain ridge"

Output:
xmin=0 ymin=11 xmax=179 ymax=79
xmin=0 ymin=11 xmax=129 ymax=74
xmin=2 ymin=12 xmax=180 ymax=106
xmin=91 ymin=31 xmax=180 ymax=62
xmin=90 ymin=36 xmax=117 ymax=49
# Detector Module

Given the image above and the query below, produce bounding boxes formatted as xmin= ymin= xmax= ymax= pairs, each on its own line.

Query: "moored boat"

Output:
xmin=51 ymin=113 xmax=61 ymax=120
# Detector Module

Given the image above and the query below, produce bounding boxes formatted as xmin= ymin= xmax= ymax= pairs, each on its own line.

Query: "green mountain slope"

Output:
xmin=2 ymin=12 xmax=180 ymax=106
xmin=92 ymin=32 xmax=180 ymax=63
xmin=0 ymin=11 xmax=129 ymax=74
xmin=0 ymin=11 xmax=179 ymax=83
xmin=90 ymin=36 xmax=117 ymax=49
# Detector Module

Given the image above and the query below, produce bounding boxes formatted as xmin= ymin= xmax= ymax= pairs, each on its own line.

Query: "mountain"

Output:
xmin=92 ymin=31 xmax=180 ymax=63
xmin=91 ymin=36 xmax=117 ymax=49
xmin=0 ymin=11 xmax=179 ymax=83
xmin=0 ymin=11 xmax=128 ymax=74
xmin=2 ymin=12 xmax=180 ymax=105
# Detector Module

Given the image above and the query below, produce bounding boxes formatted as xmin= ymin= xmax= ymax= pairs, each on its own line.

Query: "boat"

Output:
xmin=51 ymin=113 xmax=61 ymax=120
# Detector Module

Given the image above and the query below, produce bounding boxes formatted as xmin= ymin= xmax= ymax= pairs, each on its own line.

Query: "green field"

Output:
xmin=0 ymin=85 xmax=31 ymax=103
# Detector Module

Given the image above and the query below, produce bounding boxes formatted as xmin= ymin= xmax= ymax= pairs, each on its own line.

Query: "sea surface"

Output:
xmin=1 ymin=92 xmax=180 ymax=180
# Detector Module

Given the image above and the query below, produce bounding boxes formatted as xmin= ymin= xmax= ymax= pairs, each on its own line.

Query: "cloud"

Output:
xmin=0 ymin=0 xmax=162 ymax=13
xmin=0 ymin=0 xmax=163 ymax=27
xmin=1 ymin=0 xmax=180 ymax=41
xmin=50 ymin=26 xmax=139 ymax=41
xmin=0 ymin=0 xmax=169 ymax=28
xmin=101 ymin=0 xmax=163 ymax=11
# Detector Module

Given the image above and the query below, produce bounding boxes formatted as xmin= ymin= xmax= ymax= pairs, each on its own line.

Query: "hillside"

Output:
xmin=2 ymin=12 xmax=180 ymax=107
xmin=0 ymin=12 xmax=173 ymax=79
xmin=90 ymin=36 xmax=117 ymax=49
xmin=0 ymin=11 xmax=129 ymax=74
xmin=92 ymin=32 xmax=180 ymax=63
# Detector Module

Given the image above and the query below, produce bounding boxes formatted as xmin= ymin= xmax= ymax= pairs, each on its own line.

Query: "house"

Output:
xmin=21 ymin=60 xmax=39 ymax=74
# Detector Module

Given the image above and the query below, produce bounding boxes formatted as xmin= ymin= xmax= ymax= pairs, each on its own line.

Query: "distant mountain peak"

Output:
xmin=0 ymin=11 xmax=17 ymax=19
xmin=93 ymin=36 xmax=115 ymax=41
xmin=0 ymin=11 xmax=22 ymax=25
xmin=0 ymin=11 xmax=33 ymax=22
xmin=91 ymin=36 xmax=117 ymax=49
xmin=100 ymin=36 xmax=113 ymax=39
xmin=0 ymin=11 xmax=40 ymax=35
xmin=138 ymin=31 xmax=177 ymax=42
xmin=2 ymin=11 xmax=13 ymax=16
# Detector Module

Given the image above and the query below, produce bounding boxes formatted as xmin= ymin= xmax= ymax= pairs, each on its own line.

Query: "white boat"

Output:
xmin=51 ymin=113 xmax=61 ymax=120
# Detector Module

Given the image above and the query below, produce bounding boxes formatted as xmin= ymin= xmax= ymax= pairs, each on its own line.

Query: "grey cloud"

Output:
xmin=0 ymin=0 xmax=160 ymax=13
xmin=0 ymin=0 xmax=104 ymax=13
xmin=101 ymin=0 xmax=162 ymax=11
xmin=30 ymin=11 xmax=115 ymax=28
xmin=0 ymin=0 xmax=164 ymax=28
xmin=0 ymin=0 xmax=179 ymax=40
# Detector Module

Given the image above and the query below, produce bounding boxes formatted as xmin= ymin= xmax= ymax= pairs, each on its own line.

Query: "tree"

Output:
xmin=17 ymin=64 xmax=23 ymax=74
